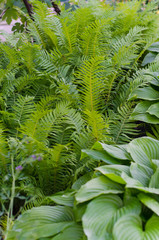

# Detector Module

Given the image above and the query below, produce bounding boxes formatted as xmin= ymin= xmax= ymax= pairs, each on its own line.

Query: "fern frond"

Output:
xmin=84 ymin=109 xmax=109 ymax=141
xmin=109 ymin=102 xmax=139 ymax=144
xmin=76 ymin=56 xmax=106 ymax=111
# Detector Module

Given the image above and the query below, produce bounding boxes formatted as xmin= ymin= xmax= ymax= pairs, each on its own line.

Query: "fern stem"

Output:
xmin=106 ymin=72 xmax=117 ymax=105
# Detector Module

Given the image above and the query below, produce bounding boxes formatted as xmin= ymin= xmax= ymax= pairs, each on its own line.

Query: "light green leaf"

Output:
xmin=130 ymin=163 xmax=153 ymax=187
xmin=149 ymin=168 xmax=159 ymax=188
xmin=81 ymin=149 xmax=119 ymax=164
xmin=75 ymin=176 xmax=123 ymax=204
xmin=82 ymin=195 xmax=141 ymax=240
xmin=147 ymin=102 xmax=159 ymax=118
xmin=148 ymin=42 xmax=159 ymax=52
xmin=142 ymin=52 xmax=157 ymax=66
xmin=129 ymin=87 xmax=159 ymax=101
xmin=52 ymin=224 xmax=84 ymax=240
xmin=138 ymin=193 xmax=159 ymax=216
xmin=122 ymin=172 xmax=159 ymax=194
xmin=97 ymin=142 xmax=128 ymax=160
xmin=8 ymin=206 xmax=75 ymax=240
xmin=47 ymin=190 xmax=75 ymax=207
xmin=113 ymin=214 xmax=159 ymax=240
xmin=128 ymin=137 xmax=159 ymax=168
xmin=96 ymin=165 xmax=130 ymax=184
xmin=130 ymin=101 xmax=159 ymax=124
xmin=72 ymin=173 xmax=93 ymax=190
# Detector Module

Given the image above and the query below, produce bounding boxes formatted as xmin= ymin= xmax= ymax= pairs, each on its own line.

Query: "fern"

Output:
xmin=76 ymin=56 xmax=106 ymax=112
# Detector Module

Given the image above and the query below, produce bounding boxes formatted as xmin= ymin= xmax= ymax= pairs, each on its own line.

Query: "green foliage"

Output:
xmin=1 ymin=0 xmax=159 ymax=238
xmin=8 ymin=136 xmax=159 ymax=240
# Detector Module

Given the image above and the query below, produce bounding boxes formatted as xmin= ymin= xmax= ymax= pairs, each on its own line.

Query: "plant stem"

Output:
xmin=5 ymin=155 xmax=15 ymax=239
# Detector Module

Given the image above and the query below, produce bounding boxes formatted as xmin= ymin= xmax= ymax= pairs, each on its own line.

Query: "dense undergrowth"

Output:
xmin=1 ymin=0 xmax=159 ymax=239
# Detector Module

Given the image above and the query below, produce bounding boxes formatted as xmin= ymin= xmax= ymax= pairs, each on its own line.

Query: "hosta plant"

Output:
xmin=7 ymin=136 xmax=159 ymax=240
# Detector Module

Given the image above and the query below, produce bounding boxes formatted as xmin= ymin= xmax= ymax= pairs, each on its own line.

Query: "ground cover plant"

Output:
xmin=0 ymin=0 xmax=159 ymax=239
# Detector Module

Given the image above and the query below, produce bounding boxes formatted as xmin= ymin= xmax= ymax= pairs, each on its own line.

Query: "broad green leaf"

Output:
xmin=130 ymin=101 xmax=159 ymax=124
xmin=142 ymin=52 xmax=157 ymax=66
xmin=149 ymin=168 xmax=159 ymax=188
xmin=122 ymin=172 xmax=159 ymax=194
xmin=47 ymin=190 xmax=75 ymax=207
xmin=148 ymin=42 xmax=159 ymax=52
xmin=72 ymin=173 xmax=93 ymax=190
xmin=147 ymin=102 xmax=159 ymax=118
xmin=74 ymin=203 xmax=87 ymax=222
xmin=75 ymin=176 xmax=123 ymax=203
xmin=130 ymin=112 xmax=159 ymax=124
xmin=130 ymin=163 xmax=153 ymax=187
xmin=97 ymin=142 xmax=128 ymax=160
xmin=127 ymin=137 xmax=159 ymax=168
xmin=129 ymin=86 xmax=159 ymax=101
xmin=138 ymin=193 xmax=159 ymax=216
xmin=82 ymin=195 xmax=141 ymax=240
xmin=130 ymin=101 xmax=152 ymax=113
xmin=113 ymin=214 xmax=159 ymax=240
xmin=8 ymin=206 xmax=75 ymax=240
xmin=81 ymin=149 xmax=119 ymax=164
xmin=52 ymin=224 xmax=84 ymax=240
xmin=152 ymin=159 xmax=159 ymax=168
xmin=96 ymin=165 xmax=130 ymax=184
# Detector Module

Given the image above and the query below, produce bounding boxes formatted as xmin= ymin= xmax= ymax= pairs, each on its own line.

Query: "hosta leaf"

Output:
xmin=149 ymin=168 xmax=159 ymax=188
xmin=113 ymin=214 xmax=159 ymax=240
xmin=47 ymin=190 xmax=75 ymax=207
xmin=52 ymin=224 xmax=84 ymax=240
xmin=129 ymin=87 xmax=159 ymax=101
xmin=96 ymin=142 xmax=128 ymax=160
xmin=72 ymin=173 xmax=93 ymax=190
xmin=130 ymin=112 xmax=159 ymax=124
xmin=81 ymin=149 xmax=119 ymax=164
xmin=75 ymin=176 xmax=123 ymax=203
xmin=96 ymin=165 xmax=130 ymax=184
xmin=82 ymin=195 xmax=141 ymax=240
xmin=138 ymin=193 xmax=159 ymax=216
xmin=148 ymin=42 xmax=159 ymax=52
xmin=8 ymin=206 xmax=75 ymax=240
xmin=142 ymin=52 xmax=157 ymax=66
xmin=127 ymin=137 xmax=159 ymax=168
xmin=147 ymin=102 xmax=159 ymax=118
xmin=130 ymin=163 xmax=153 ymax=187
xmin=122 ymin=172 xmax=159 ymax=194
xmin=130 ymin=101 xmax=159 ymax=124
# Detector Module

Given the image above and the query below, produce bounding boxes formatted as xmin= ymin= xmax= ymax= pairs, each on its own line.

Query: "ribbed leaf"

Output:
xmin=130 ymin=101 xmax=159 ymax=124
xmin=8 ymin=206 xmax=75 ymax=240
xmin=81 ymin=149 xmax=119 ymax=165
xmin=129 ymin=87 xmax=159 ymax=100
xmin=122 ymin=172 xmax=159 ymax=194
xmin=52 ymin=224 xmax=84 ymax=240
xmin=149 ymin=168 xmax=159 ymax=188
xmin=148 ymin=42 xmax=159 ymax=52
xmin=113 ymin=214 xmax=159 ymax=240
xmin=82 ymin=195 xmax=141 ymax=240
xmin=138 ymin=193 xmax=159 ymax=216
xmin=96 ymin=165 xmax=130 ymax=184
xmin=47 ymin=190 xmax=75 ymax=207
xmin=130 ymin=163 xmax=153 ymax=187
xmin=142 ymin=52 xmax=157 ymax=66
xmin=75 ymin=176 xmax=123 ymax=203
xmin=127 ymin=137 xmax=159 ymax=168
xmin=96 ymin=142 xmax=129 ymax=160
xmin=147 ymin=102 xmax=159 ymax=118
